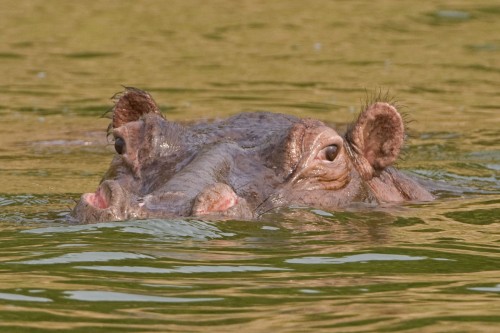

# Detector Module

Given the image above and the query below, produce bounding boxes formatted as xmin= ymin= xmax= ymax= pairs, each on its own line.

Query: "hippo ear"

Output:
xmin=112 ymin=87 xmax=163 ymax=128
xmin=345 ymin=102 xmax=404 ymax=180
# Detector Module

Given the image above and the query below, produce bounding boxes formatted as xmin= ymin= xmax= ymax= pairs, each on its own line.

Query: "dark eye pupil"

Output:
xmin=325 ymin=145 xmax=338 ymax=161
xmin=114 ymin=137 xmax=125 ymax=155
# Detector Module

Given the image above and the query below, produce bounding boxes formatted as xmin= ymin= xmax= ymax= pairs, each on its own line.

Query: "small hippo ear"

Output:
xmin=345 ymin=102 xmax=404 ymax=179
xmin=112 ymin=87 xmax=163 ymax=128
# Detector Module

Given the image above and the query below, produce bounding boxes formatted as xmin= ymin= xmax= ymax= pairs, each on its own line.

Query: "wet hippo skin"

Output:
xmin=72 ymin=88 xmax=433 ymax=223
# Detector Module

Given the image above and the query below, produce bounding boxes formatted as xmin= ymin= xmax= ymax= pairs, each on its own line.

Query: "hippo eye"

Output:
xmin=324 ymin=145 xmax=339 ymax=162
xmin=114 ymin=137 xmax=126 ymax=155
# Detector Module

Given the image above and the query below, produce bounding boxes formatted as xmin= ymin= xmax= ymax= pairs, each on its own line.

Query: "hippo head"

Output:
xmin=72 ymin=88 xmax=433 ymax=223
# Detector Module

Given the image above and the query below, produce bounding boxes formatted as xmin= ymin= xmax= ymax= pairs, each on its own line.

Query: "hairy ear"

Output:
xmin=112 ymin=87 xmax=162 ymax=128
xmin=345 ymin=102 xmax=404 ymax=179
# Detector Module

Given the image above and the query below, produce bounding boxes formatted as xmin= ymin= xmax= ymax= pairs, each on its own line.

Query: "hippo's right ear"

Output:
xmin=111 ymin=87 xmax=163 ymax=128
xmin=345 ymin=102 xmax=405 ymax=180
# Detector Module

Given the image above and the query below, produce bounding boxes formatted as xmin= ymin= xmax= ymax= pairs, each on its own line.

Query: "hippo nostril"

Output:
xmin=83 ymin=181 xmax=120 ymax=210
xmin=192 ymin=183 xmax=239 ymax=216
xmin=85 ymin=188 xmax=109 ymax=209
xmin=72 ymin=180 xmax=130 ymax=223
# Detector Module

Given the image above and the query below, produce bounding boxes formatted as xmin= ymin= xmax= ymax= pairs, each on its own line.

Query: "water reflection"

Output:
xmin=22 ymin=219 xmax=234 ymax=240
xmin=64 ymin=291 xmax=221 ymax=303
xmin=0 ymin=293 xmax=52 ymax=302
xmin=15 ymin=251 xmax=153 ymax=265
xmin=468 ymin=284 xmax=500 ymax=293
xmin=77 ymin=265 xmax=290 ymax=274
xmin=285 ymin=253 xmax=428 ymax=264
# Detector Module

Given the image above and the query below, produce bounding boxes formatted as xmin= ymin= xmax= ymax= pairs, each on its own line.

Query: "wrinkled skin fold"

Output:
xmin=72 ymin=88 xmax=433 ymax=223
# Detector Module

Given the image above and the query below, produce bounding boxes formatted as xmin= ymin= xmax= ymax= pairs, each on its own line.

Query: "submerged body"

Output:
xmin=72 ymin=88 xmax=433 ymax=223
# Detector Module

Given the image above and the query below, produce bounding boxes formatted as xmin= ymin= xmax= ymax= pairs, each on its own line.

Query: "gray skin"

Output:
xmin=72 ymin=88 xmax=433 ymax=223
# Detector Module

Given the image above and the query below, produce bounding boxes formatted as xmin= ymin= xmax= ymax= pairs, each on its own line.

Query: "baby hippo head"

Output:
xmin=72 ymin=88 xmax=433 ymax=223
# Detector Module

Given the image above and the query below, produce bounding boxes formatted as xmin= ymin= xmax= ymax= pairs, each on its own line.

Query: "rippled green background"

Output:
xmin=0 ymin=1 xmax=499 ymax=332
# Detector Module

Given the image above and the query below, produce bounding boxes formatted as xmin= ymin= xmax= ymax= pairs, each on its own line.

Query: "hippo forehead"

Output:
xmin=194 ymin=112 xmax=325 ymax=155
xmin=143 ymin=112 xmax=341 ymax=180
xmin=116 ymin=111 xmax=320 ymax=164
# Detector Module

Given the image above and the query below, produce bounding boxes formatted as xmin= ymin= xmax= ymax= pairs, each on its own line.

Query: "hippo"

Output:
xmin=72 ymin=87 xmax=433 ymax=223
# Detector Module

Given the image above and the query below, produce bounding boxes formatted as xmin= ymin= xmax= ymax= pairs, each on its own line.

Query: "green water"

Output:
xmin=0 ymin=1 xmax=499 ymax=332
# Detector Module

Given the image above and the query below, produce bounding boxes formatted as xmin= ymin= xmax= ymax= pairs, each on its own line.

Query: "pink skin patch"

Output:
xmin=210 ymin=195 xmax=237 ymax=213
xmin=84 ymin=187 xmax=109 ymax=209
xmin=193 ymin=183 xmax=239 ymax=216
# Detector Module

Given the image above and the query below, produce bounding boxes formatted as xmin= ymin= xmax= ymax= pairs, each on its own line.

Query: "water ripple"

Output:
xmin=14 ymin=252 xmax=152 ymax=265
xmin=0 ymin=292 xmax=52 ymax=302
xmin=76 ymin=265 xmax=291 ymax=274
xmin=468 ymin=284 xmax=500 ymax=293
xmin=64 ymin=291 xmax=221 ymax=303
xmin=22 ymin=219 xmax=233 ymax=240
xmin=286 ymin=253 xmax=428 ymax=264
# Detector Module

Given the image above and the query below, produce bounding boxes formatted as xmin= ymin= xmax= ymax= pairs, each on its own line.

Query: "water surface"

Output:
xmin=0 ymin=1 xmax=499 ymax=332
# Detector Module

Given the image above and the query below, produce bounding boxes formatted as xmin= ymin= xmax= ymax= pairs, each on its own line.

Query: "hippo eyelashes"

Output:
xmin=72 ymin=87 xmax=434 ymax=223
xmin=320 ymin=145 xmax=339 ymax=162
xmin=114 ymin=137 xmax=126 ymax=155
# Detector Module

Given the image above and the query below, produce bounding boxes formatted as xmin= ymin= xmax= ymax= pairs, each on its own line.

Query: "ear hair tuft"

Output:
xmin=111 ymin=87 xmax=162 ymax=129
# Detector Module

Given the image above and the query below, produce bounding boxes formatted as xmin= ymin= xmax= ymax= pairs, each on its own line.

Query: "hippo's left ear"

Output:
xmin=345 ymin=102 xmax=404 ymax=180
xmin=112 ymin=87 xmax=163 ymax=128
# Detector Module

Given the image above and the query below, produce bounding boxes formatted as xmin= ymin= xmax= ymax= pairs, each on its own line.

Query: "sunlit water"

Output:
xmin=0 ymin=1 xmax=499 ymax=332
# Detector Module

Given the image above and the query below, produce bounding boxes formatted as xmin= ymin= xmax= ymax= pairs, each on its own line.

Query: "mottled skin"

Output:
xmin=72 ymin=88 xmax=433 ymax=223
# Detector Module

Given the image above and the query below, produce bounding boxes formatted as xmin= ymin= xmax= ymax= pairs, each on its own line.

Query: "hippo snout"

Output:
xmin=73 ymin=181 xmax=130 ymax=223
